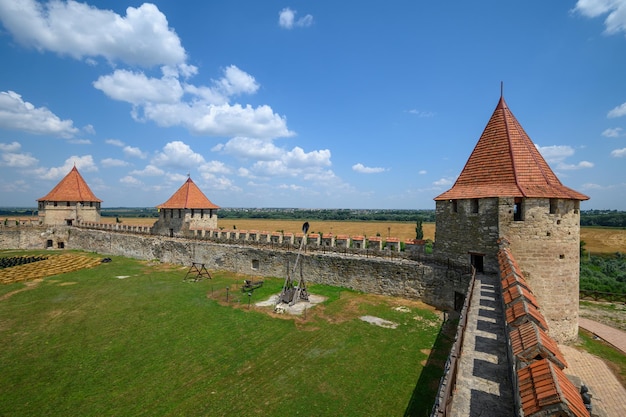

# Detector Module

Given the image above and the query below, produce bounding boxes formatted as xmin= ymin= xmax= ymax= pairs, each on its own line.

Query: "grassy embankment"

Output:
xmin=0 ymin=250 xmax=450 ymax=417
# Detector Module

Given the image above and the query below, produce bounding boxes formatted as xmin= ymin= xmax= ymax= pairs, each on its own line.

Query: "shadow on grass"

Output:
xmin=404 ymin=313 xmax=458 ymax=417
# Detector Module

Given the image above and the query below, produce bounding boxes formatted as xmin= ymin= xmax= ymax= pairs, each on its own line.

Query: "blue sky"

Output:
xmin=0 ymin=0 xmax=625 ymax=210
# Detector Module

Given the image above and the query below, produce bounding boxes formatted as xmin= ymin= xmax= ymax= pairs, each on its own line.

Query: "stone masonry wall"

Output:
xmin=151 ymin=209 xmax=218 ymax=237
xmin=0 ymin=227 xmax=470 ymax=311
xmin=435 ymin=197 xmax=500 ymax=273
xmin=39 ymin=202 xmax=100 ymax=225
xmin=498 ymin=197 xmax=581 ymax=343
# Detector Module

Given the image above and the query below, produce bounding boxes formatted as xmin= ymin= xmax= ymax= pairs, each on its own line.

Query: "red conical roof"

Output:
xmin=156 ymin=177 xmax=219 ymax=209
xmin=37 ymin=166 xmax=102 ymax=202
xmin=435 ymin=96 xmax=589 ymax=201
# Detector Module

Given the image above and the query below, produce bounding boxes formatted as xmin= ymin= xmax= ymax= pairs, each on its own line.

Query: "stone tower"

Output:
xmin=152 ymin=177 xmax=219 ymax=237
xmin=37 ymin=166 xmax=102 ymax=226
xmin=434 ymin=94 xmax=589 ymax=343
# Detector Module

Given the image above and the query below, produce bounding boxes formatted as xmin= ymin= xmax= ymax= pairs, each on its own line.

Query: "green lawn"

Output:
xmin=0 ymin=250 xmax=448 ymax=417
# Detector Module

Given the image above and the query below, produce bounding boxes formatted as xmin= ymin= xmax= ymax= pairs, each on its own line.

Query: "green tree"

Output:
xmin=415 ymin=218 xmax=424 ymax=240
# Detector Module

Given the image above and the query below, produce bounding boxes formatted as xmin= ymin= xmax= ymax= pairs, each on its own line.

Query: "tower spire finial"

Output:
xmin=500 ymin=81 xmax=504 ymax=98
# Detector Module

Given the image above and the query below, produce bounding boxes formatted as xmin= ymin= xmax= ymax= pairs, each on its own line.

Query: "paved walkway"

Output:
xmin=559 ymin=318 xmax=626 ymax=417
xmin=445 ymin=280 xmax=626 ymax=417
xmin=579 ymin=317 xmax=626 ymax=354
xmin=448 ymin=274 xmax=514 ymax=417
xmin=560 ymin=344 xmax=626 ymax=417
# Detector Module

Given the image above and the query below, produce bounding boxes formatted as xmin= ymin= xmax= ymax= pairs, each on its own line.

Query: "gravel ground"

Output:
xmin=580 ymin=301 xmax=626 ymax=332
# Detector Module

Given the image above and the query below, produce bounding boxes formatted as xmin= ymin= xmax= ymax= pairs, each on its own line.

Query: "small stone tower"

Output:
xmin=152 ymin=177 xmax=219 ymax=237
xmin=434 ymin=94 xmax=589 ymax=343
xmin=37 ymin=166 xmax=102 ymax=226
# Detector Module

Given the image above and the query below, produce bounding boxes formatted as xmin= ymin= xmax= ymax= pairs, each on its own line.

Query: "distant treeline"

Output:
xmin=1 ymin=207 xmax=625 ymax=226
xmin=580 ymin=252 xmax=626 ymax=293
xmin=580 ymin=209 xmax=626 ymax=228
xmin=217 ymin=208 xmax=437 ymax=222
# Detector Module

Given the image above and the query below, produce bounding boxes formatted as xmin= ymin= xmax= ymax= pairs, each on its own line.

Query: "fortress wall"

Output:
xmin=0 ymin=227 xmax=45 ymax=249
xmin=0 ymin=227 xmax=470 ymax=311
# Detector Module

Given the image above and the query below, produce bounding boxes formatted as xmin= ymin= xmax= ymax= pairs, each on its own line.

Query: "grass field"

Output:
xmin=0 ymin=250 xmax=451 ymax=417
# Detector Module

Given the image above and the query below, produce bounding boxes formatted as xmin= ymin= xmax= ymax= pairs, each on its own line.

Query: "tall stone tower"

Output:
xmin=434 ymin=94 xmax=589 ymax=343
xmin=37 ymin=166 xmax=102 ymax=226
xmin=152 ymin=177 xmax=219 ymax=237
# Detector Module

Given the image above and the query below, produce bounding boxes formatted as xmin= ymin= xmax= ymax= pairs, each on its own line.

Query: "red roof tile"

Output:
xmin=517 ymin=359 xmax=588 ymax=417
xmin=435 ymin=96 xmax=589 ymax=201
xmin=156 ymin=177 xmax=219 ymax=210
xmin=503 ymin=284 xmax=539 ymax=309
xmin=505 ymin=299 xmax=549 ymax=331
xmin=510 ymin=321 xmax=568 ymax=369
xmin=37 ymin=166 xmax=102 ymax=202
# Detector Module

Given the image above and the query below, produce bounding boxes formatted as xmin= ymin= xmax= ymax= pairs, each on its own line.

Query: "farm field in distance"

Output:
xmin=0 ymin=250 xmax=450 ymax=417
xmin=97 ymin=217 xmax=436 ymax=241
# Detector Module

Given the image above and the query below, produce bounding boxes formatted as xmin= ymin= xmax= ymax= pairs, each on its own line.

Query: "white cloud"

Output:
xmin=285 ymin=147 xmax=331 ymax=168
xmin=419 ymin=170 xmax=427 ymax=175
xmin=0 ymin=91 xmax=78 ymax=138
xmin=536 ymin=144 xmax=575 ymax=162
xmin=182 ymin=65 xmax=259 ymax=105
xmin=217 ymin=137 xmax=332 ymax=180
xmin=220 ymin=137 xmax=283 ymax=160
xmin=83 ymin=124 xmax=96 ymax=135
xmin=101 ymin=158 xmax=129 ymax=168
xmin=352 ymin=163 xmax=388 ymax=174
xmin=93 ymin=69 xmax=184 ymax=105
xmin=433 ymin=177 xmax=454 ymax=187
xmin=611 ymin=147 xmax=626 ymax=157
xmin=199 ymin=160 xmax=231 ymax=175
xmin=130 ymin=164 xmax=164 ymax=177
xmin=536 ymin=144 xmax=593 ymax=170
xmin=94 ymin=65 xmax=286 ymax=139
xmin=0 ymin=141 xmax=21 ymax=152
xmin=105 ymin=139 xmax=125 ymax=147
xmin=198 ymin=172 xmax=239 ymax=191
xmin=279 ymin=183 xmax=304 ymax=191
xmin=557 ymin=160 xmax=595 ymax=170
xmin=37 ymin=155 xmax=97 ymax=180
xmin=407 ymin=109 xmax=435 ymax=118
xmin=123 ymin=145 xmax=147 ymax=159
xmin=120 ymin=175 xmax=142 ymax=186
xmin=574 ymin=0 xmax=626 ymax=36
xmin=602 ymin=127 xmax=623 ymax=137
xmin=215 ymin=65 xmax=260 ymax=97
xmin=141 ymin=102 xmax=293 ymax=140
xmin=68 ymin=138 xmax=92 ymax=145
xmin=608 ymin=102 xmax=626 ymax=118
xmin=169 ymin=173 xmax=189 ymax=184
xmin=1 ymin=152 xmax=38 ymax=168
xmin=152 ymin=141 xmax=205 ymax=169
xmin=0 ymin=0 xmax=186 ymax=67
xmin=278 ymin=8 xmax=313 ymax=29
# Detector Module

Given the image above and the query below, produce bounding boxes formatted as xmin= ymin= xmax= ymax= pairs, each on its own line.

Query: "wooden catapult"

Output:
xmin=183 ymin=262 xmax=212 ymax=282
xmin=277 ymin=222 xmax=310 ymax=306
